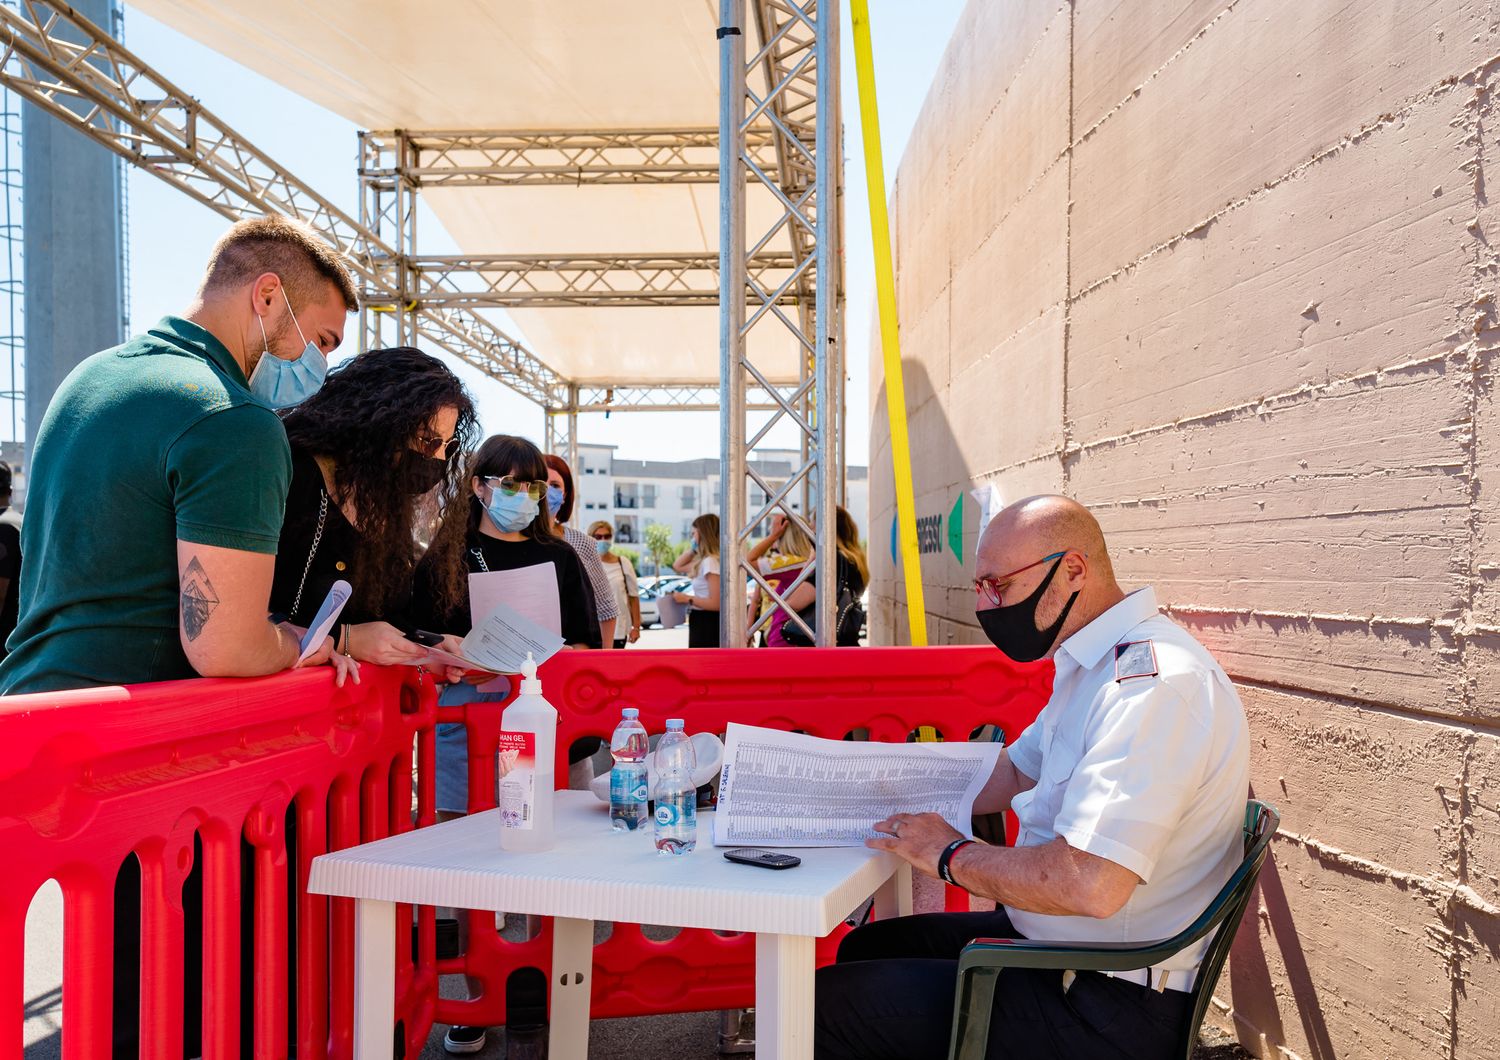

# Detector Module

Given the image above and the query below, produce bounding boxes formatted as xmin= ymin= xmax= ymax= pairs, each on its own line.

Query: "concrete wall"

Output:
xmin=868 ymin=2 xmax=1500 ymax=1056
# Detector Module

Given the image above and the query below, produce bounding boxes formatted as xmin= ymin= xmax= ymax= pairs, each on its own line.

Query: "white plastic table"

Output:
xmin=308 ymin=790 xmax=912 ymax=1059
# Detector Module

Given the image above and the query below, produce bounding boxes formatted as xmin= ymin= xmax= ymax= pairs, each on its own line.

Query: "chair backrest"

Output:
xmin=1175 ymin=799 xmax=1280 ymax=1057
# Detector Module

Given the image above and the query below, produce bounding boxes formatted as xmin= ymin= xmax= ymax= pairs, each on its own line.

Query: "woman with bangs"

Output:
xmin=410 ymin=433 xmax=601 ymax=1054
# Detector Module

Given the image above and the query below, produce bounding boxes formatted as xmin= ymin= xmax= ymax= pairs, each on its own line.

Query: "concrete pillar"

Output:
xmin=21 ymin=0 xmax=126 ymax=455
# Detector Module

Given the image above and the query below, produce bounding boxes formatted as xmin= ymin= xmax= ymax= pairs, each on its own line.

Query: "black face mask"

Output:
xmin=976 ymin=557 xmax=1079 ymax=663
xmin=397 ymin=449 xmax=447 ymax=495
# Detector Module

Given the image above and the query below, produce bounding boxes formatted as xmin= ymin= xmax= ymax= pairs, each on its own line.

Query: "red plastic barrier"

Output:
xmin=0 ymin=667 xmax=439 ymax=1060
xmin=440 ymin=645 xmax=1053 ymax=1027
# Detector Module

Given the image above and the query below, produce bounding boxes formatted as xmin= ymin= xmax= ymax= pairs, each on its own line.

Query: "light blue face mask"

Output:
xmin=249 ymin=285 xmax=328 ymax=409
xmin=486 ymin=486 xmax=539 ymax=533
xmin=546 ymin=484 xmax=565 ymax=517
xmin=595 ymin=538 xmax=611 ymax=555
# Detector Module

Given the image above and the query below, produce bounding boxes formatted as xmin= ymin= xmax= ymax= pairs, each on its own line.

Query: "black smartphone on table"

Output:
xmin=723 ymin=848 xmax=801 ymax=870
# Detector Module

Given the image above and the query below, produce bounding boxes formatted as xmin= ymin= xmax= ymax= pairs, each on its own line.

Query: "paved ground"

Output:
xmin=21 ymin=623 xmax=1252 ymax=1058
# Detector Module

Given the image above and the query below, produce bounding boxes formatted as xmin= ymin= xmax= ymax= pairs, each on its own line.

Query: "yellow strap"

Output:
xmin=850 ymin=0 xmax=928 ymax=646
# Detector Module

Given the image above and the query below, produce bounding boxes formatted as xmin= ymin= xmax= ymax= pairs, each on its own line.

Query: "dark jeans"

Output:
xmin=687 ymin=608 xmax=719 ymax=647
xmin=815 ymin=910 xmax=1191 ymax=1060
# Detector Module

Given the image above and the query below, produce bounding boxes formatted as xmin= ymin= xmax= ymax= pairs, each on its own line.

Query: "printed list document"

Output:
xmin=713 ymin=723 xmax=1004 ymax=847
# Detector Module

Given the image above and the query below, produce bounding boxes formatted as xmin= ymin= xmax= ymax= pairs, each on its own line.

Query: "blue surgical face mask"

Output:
xmin=249 ymin=285 xmax=328 ymax=409
xmin=485 ymin=486 xmax=539 ymax=533
xmin=546 ymin=484 xmax=565 ymax=517
xmin=595 ymin=538 xmax=611 ymax=555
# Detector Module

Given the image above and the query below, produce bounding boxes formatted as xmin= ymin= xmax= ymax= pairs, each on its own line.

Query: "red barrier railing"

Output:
xmin=0 ymin=666 xmax=440 ymax=1060
xmin=441 ymin=646 xmax=1052 ymax=1026
xmin=2 ymin=645 xmax=1051 ymax=1053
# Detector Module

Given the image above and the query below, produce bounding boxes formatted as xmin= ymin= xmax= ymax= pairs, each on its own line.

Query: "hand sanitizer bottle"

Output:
xmin=498 ymin=653 xmax=556 ymax=852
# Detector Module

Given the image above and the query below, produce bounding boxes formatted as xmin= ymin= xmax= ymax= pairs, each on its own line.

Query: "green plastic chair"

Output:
xmin=947 ymin=800 xmax=1280 ymax=1060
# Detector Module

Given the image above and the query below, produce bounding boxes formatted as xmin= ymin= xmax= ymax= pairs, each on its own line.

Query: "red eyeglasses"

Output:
xmin=973 ymin=551 xmax=1066 ymax=607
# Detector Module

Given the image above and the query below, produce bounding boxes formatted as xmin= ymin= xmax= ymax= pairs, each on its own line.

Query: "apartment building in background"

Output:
xmin=573 ymin=444 xmax=869 ymax=574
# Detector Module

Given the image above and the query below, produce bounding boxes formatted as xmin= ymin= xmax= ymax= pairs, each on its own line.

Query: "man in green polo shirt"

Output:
xmin=0 ymin=215 xmax=359 ymax=694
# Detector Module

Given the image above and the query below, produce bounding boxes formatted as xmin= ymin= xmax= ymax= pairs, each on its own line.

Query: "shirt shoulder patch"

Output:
xmin=1114 ymin=640 xmax=1159 ymax=681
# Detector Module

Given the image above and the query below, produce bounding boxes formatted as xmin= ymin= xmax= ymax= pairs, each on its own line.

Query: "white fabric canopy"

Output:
xmin=132 ymin=0 xmax=801 ymax=387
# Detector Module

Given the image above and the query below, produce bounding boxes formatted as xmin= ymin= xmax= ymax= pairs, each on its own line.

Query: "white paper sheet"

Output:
xmin=469 ymin=564 xmax=561 ymax=636
xmin=971 ymin=482 xmax=1004 ymax=556
xmin=713 ymin=723 xmax=1003 ymax=848
xmin=413 ymin=602 xmax=565 ymax=674
xmin=296 ymin=579 xmax=352 ymax=663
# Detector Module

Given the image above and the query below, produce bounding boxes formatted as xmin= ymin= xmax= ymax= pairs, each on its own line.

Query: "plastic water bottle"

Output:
xmin=653 ymin=719 xmax=697 ymax=855
xmin=609 ymin=707 xmax=649 ymax=832
xmin=498 ymin=654 xmax=555 ymax=853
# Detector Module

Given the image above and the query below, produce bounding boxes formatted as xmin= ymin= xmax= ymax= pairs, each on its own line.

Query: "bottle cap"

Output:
xmin=519 ymin=652 xmax=542 ymax=695
xmin=621 ymin=707 xmax=639 ymax=719
xmin=665 ymin=718 xmax=685 ymax=731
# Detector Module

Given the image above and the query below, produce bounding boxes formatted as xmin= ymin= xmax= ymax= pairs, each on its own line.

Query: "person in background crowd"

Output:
xmin=744 ymin=512 xmax=814 ymax=647
xmin=829 ymin=505 xmax=871 ymax=646
xmin=0 ymin=216 xmax=358 ymax=1056
xmin=750 ymin=506 xmax=869 ymax=647
xmin=543 ymin=452 xmax=618 ymax=647
xmin=590 ymin=520 xmax=642 ymax=647
xmin=672 ymin=513 xmax=722 ymax=647
xmin=272 ymin=346 xmax=478 ymax=678
xmin=411 ymin=434 xmax=601 ymax=1055
xmin=0 ymin=465 xmax=20 ymax=657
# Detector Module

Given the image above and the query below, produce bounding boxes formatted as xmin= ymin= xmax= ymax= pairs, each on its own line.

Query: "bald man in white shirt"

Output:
xmin=815 ymin=496 xmax=1250 ymax=1060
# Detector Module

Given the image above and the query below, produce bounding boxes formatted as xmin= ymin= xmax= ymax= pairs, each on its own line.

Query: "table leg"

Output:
xmin=549 ymin=916 xmax=594 ymax=1060
xmin=756 ymin=933 xmax=816 ymax=1059
xmin=353 ymin=899 xmax=395 ymax=1060
xmin=872 ymin=862 xmax=913 ymax=920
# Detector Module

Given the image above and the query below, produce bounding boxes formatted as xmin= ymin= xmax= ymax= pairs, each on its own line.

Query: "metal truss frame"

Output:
xmin=0 ymin=0 xmax=569 ymax=408
xmin=1 ymin=0 xmax=845 ymax=567
xmin=575 ymin=384 xmax=786 ymax=414
xmin=360 ymin=127 xmax=779 ymax=187
xmin=405 ymin=251 xmax=798 ymax=309
xmin=720 ymin=0 xmax=841 ymax=647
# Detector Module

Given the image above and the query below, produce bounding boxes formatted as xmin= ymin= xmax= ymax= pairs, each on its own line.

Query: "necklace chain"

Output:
xmin=289 ymin=490 xmax=329 ymax=618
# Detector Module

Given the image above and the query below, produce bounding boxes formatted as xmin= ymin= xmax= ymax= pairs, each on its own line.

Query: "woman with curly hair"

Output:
xmin=270 ymin=345 xmax=479 ymax=669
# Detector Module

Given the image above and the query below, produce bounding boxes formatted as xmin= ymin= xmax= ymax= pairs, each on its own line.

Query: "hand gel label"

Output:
xmin=498 ymin=731 xmax=536 ymax=829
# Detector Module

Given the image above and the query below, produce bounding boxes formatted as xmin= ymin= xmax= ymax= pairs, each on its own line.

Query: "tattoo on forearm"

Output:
xmin=181 ymin=557 xmax=220 ymax=642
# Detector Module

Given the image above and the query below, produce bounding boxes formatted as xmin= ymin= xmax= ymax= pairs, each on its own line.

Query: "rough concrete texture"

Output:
xmin=868 ymin=1 xmax=1500 ymax=1056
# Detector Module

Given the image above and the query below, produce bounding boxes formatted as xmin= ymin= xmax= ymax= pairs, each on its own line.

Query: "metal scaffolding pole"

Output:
xmin=719 ymin=0 xmax=839 ymax=647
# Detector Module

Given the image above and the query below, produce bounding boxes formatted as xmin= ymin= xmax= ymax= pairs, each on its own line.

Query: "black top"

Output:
xmin=807 ymin=553 xmax=866 ymax=599
xmin=270 ymin=444 xmax=393 ymax=627
xmin=0 ymin=511 xmax=20 ymax=655
xmin=411 ymin=530 xmax=602 ymax=649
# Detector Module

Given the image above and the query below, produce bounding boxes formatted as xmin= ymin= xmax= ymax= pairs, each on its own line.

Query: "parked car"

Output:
xmin=637 ymin=586 xmax=660 ymax=628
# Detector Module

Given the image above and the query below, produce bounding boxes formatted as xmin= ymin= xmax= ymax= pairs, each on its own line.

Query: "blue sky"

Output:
xmin=99 ymin=2 xmax=966 ymax=465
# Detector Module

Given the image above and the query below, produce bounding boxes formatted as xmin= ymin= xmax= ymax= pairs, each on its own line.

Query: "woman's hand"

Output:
xmin=672 ymin=591 xmax=693 ymax=604
xmin=627 ymin=624 xmax=641 ymax=644
xmin=346 ymin=621 xmax=428 ymax=666
xmin=289 ymin=628 xmax=362 ymax=688
xmin=769 ymin=512 xmax=789 ymax=539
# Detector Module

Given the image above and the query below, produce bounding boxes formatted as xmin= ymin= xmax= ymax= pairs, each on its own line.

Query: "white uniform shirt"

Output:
xmin=1005 ymin=587 xmax=1250 ymax=980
